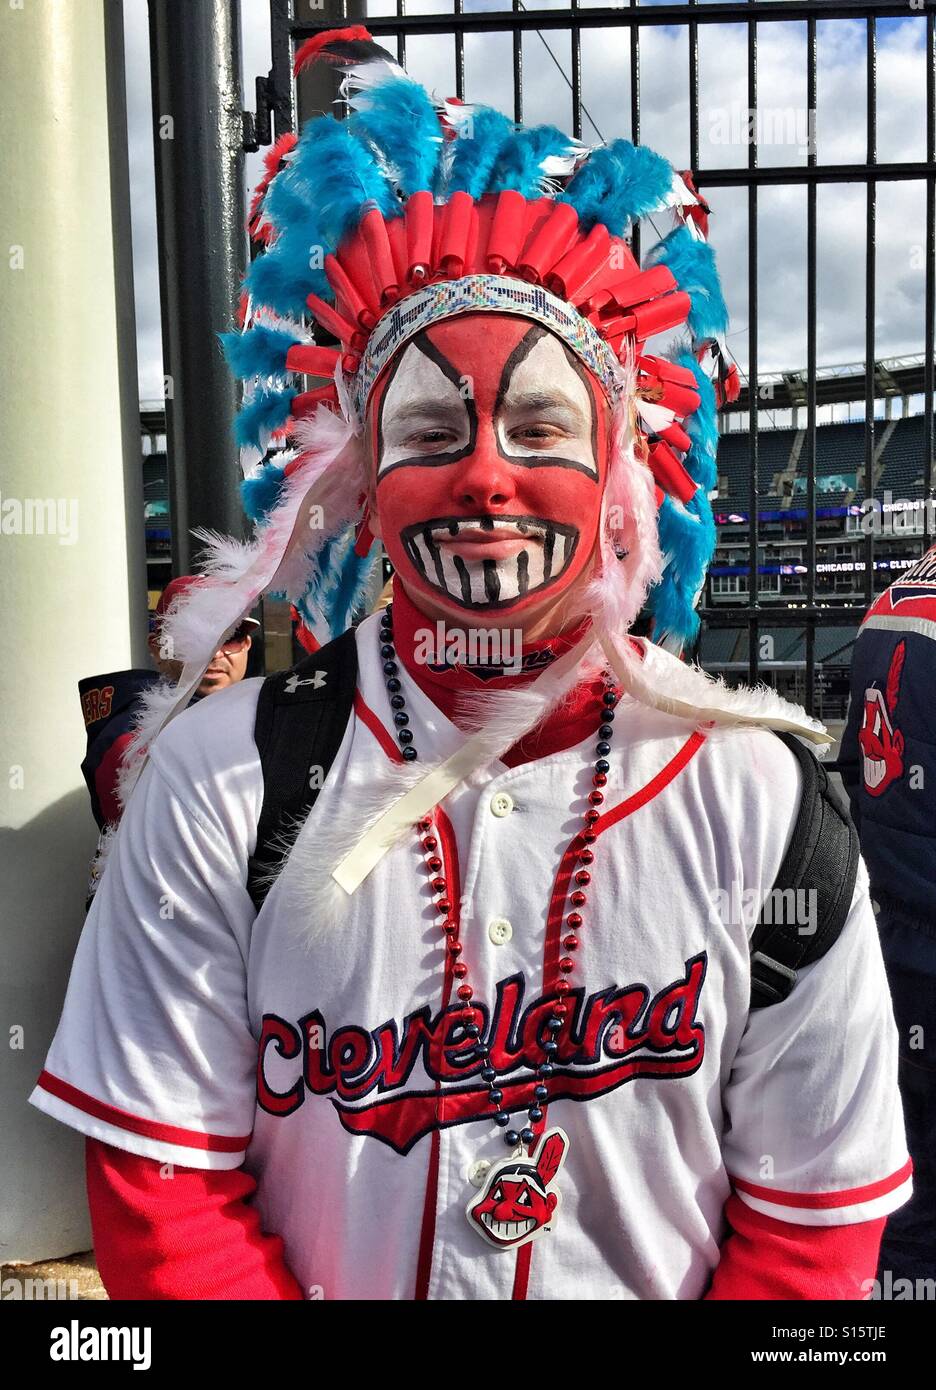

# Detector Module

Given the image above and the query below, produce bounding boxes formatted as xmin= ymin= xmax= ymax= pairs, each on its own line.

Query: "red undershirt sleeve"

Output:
xmin=85 ymin=1137 xmax=304 ymax=1301
xmin=705 ymin=1193 xmax=885 ymax=1300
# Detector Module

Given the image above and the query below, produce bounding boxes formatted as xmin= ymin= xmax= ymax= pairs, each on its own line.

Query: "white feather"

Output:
xmin=601 ymin=632 xmax=830 ymax=747
xmin=339 ymin=58 xmax=408 ymax=100
xmin=116 ymin=408 xmax=363 ymax=808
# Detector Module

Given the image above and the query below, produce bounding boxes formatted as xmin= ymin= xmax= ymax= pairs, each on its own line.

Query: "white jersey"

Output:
xmin=32 ymin=611 xmax=910 ymax=1300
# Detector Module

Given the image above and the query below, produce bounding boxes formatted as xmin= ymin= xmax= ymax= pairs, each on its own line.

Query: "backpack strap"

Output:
xmin=246 ymin=627 xmax=358 ymax=912
xmin=749 ymin=731 xmax=860 ymax=1008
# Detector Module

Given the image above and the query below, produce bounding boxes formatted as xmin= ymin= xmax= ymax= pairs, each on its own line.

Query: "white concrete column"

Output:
xmin=0 ymin=0 xmax=147 ymax=1261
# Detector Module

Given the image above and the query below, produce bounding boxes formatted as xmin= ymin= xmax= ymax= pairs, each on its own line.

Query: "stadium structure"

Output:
xmin=700 ymin=353 xmax=933 ymax=721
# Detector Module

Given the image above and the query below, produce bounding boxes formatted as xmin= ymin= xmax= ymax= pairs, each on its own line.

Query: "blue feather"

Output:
xmin=647 ymin=492 xmax=716 ymax=647
xmin=262 ymin=169 xmax=315 ymax=238
xmin=220 ymin=324 xmax=298 ymax=381
xmin=672 ymin=347 xmax=719 ymax=493
xmin=288 ymin=115 xmax=400 ymax=247
xmin=244 ymin=226 xmax=333 ymax=318
xmin=561 ymin=140 xmax=672 ymax=235
xmin=645 ymin=226 xmax=728 ymax=340
xmin=485 ymin=126 xmax=579 ymax=198
xmin=350 ymin=77 xmax=442 ymax=195
xmin=447 ymin=106 xmax=515 ymax=197
xmin=241 ymin=462 xmax=289 ymax=524
xmin=645 ymin=349 xmax=721 ymax=647
xmin=296 ymin=528 xmax=380 ymax=643
xmin=234 ymin=388 xmax=295 ymax=450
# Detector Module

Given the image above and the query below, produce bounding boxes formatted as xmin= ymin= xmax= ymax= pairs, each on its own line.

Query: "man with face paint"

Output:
xmin=33 ymin=28 xmax=910 ymax=1301
xmin=368 ymin=316 xmax=608 ymax=634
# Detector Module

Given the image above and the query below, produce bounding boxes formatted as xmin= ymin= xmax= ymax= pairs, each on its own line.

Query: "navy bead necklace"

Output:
xmin=378 ymin=602 xmax=618 ymax=1150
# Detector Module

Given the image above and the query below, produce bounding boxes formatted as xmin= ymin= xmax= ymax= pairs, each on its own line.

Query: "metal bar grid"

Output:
xmin=925 ymin=10 xmax=935 ymax=550
xmin=805 ymin=14 xmax=817 ymax=712
xmin=747 ymin=14 xmax=759 ymax=686
xmin=863 ymin=15 xmax=877 ymax=615
xmin=290 ymin=4 xmax=936 ymax=38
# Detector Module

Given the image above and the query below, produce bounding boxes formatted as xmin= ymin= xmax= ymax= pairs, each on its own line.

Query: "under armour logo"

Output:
xmin=284 ymin=671 xmax=327 ymax=694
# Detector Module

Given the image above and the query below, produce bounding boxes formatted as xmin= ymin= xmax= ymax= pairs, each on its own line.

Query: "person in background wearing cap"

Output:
xmin=78 ymin=575 xmax=259 ymax=835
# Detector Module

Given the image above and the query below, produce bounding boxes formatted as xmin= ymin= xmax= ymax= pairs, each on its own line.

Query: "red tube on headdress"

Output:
xmin=386 ymin=214 xmax=409 ymax=289
xmin=359 ymin=207 xmax=400 ymax=305
xmin=649 ymin=379 xmax=701 ymax=418
xmin=606 ymin=265 xmax=678 ymax=313
xmin=639 ymin=353 xmax=699 ymax=388
xmin=657 ymin=421 xmax=693 ymax=454
xmin=458 ymin=203 xmax=481 ymax=277
xmin=467 ymin=195 xmax=498 ymax=276
xmin=305 ymin=291 xmax=357 ymax=347
xmin=578 ymin=246 xmax=651 ymax=307
xmin=517 ymin=201 xmax=580 ymax=284
xmin=547 ymin=223 xmax=611 ymax=301
xmin=591 ymin=308 xmax=636 ymax=341
xmin=290 ymin=384 xmax=341 ymax=419
xmin=486 ymin=190 xmax=528 ymax=274
xmin=335 ymin=237 xmax=381 ymax=320
xmin=325 ymin=254 xmax=376 ymax=330
xmin=631 ymin=291 xmax=692 ymax=342
xmin=285 ymin=344 xmax=342 ymax=377
xmin=405 ymin=189 xmax=434 ymax=285
xmin=439 ymin=190 xmax=475 ymax=277
xmin=647 ymin=440 xmax=698 ymax=504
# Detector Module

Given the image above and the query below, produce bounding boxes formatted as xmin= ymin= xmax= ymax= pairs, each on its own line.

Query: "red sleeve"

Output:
xmin=85 ymin=1138 xmax=304 ymax=1301
xmin=705 ymin=1192 xmax=885 ymax=1300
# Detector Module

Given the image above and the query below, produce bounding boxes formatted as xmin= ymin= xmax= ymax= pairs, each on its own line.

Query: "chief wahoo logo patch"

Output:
xmin=466 ymin=1129 xmax=568 ymax=1251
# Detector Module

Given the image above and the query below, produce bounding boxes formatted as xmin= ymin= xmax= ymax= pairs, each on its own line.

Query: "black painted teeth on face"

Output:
xmin=543 ymin=523 xmax=556 ymax=582
xmin=453 ymin=554 xmax=472 ymax=605
xmin=406 ymin=534 xmax=426 ymax=578
xmin=423 ymin=525 xmax=446 ymax=590
xmin=483 ymin=557 xmax=501 ymax=603
xmin=399 ymin=515 xmax=580 ymax=611
xmin=517 ymin=548 xmax=529 ymax=596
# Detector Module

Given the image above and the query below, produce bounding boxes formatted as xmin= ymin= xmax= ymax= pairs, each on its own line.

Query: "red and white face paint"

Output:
xmin=368 ymin=313 xmax=610 ymax=618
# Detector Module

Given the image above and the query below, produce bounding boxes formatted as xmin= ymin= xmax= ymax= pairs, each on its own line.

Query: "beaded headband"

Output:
xmin=351 ymin=274 xmax=625 ymax=419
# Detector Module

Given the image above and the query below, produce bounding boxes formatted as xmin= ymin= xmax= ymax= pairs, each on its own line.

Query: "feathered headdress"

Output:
xmin=116 ymin=25 xmax=824 ymax=820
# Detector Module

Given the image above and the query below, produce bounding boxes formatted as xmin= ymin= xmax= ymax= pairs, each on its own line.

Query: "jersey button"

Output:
xmin=488 ymin=917 xmax=513 ymax=945
xmin=490 ymin=791 xmax=514 ymax=818
xmin=468 ymin=1158 xmax=493 ymax=1188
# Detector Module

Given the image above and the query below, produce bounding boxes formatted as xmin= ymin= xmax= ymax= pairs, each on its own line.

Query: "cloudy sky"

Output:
xmin=122 ymin=1 xmax=931 ymax=407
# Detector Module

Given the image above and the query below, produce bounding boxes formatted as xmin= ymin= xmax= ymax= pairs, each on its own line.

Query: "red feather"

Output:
xmin=293 ymin=26 xmax=376 ymax=77
xmin=291 ymin=605 xmax=320 ymax=655
xmin=886 ymin=640 xmax=906 ymax=714
xmin=535 ymin=1133 xmax=566 ymax=1188
xmin=247 ymin=131 xmax=298 ymax=242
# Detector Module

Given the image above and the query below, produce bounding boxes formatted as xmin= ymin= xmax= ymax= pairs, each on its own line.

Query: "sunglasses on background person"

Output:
xmin=218 ymin=623 xmax=253 ymax=653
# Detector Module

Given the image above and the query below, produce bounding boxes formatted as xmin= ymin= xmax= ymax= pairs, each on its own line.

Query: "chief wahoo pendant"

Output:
xmin=466 ymin=1128 xmax=569 ymax=1251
